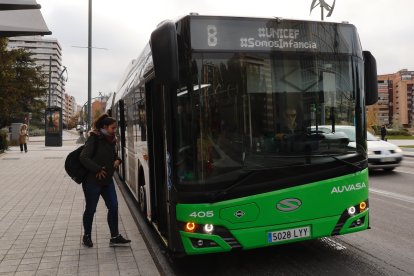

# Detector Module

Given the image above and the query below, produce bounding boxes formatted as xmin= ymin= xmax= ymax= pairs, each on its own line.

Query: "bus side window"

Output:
xmin=138 ymin=103 xmax=147 ymax=141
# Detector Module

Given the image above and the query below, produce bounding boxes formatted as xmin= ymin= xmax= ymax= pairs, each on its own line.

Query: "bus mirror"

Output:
xmin=363 ymin=51 xmax=378 ymax=106
xmin=150 ymin=20 xmax=179 ymax=86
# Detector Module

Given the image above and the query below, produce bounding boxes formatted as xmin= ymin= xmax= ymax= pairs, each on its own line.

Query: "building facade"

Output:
xmin=379 ymin=70 xmax=414 ymax=128
xmin=8 ymin=36 xmax=65 ymax=107
xmin=368 ymin=70 xmax=414 ymax=128
xmin=64 ymin=94 xmax=76 ymax=127
xmin=7 ymin=36 xmax=78 ymax=127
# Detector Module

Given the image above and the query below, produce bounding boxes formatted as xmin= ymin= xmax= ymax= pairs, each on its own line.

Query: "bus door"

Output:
xmin=145 ymin=80 xmax=169 ymax=236
xmin=117 ymin=100 xmax=126 ymax=180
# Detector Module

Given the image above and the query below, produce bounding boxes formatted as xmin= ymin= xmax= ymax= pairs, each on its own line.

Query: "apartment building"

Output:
xmin=7 ymin=36 xmax=79 ymax=127
xmin=64 ymin=94 xmax=76 ymax=127
xmin=375 ymin=70 xmax=414 ymax=128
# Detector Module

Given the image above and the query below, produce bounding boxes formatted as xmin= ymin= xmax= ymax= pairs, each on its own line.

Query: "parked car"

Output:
xmin=76 ymin=124 xmax=85 ymax=132
xmin=313 ymin=125 xmax=403 ymax=171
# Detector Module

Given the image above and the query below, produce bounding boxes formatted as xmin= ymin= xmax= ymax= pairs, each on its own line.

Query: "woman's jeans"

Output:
xmin=82 ymin=180 xmax=119 ymax=237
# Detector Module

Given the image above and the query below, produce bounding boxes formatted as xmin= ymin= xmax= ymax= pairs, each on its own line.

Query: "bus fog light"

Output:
xmin=204 ymin=224 xmax=214 ymax=233
xmin=347 ymin=206 xmax=356 ymax=216
xmin=197 ymin=240 xmax=204 ymax=247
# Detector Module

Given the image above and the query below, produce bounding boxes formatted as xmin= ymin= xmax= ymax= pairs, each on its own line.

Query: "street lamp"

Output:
xmin=72 ymin=0 xmax=107 ymax=131
xmin=47 ymin=60 xmax=68 ymax=109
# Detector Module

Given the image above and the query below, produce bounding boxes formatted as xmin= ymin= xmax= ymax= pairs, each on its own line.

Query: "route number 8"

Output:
xmin=207 ymin=25 xmax=217 ymax=47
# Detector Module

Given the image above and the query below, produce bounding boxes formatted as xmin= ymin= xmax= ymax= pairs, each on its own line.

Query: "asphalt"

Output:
xmin=0 ymin=131 xmax=160 ymax=276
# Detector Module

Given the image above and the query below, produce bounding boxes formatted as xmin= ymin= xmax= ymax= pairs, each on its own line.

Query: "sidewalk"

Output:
xmin=0 ymin=132 xmax=160 ymax=276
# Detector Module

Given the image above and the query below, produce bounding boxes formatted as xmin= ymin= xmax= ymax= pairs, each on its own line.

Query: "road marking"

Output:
xmin=370 ymin=188 xmax=414 ymax=204
xmin=320 ymin=237 xmax=347 ymax=250
xmin=394 ymin=168 xmax=414 ymax=175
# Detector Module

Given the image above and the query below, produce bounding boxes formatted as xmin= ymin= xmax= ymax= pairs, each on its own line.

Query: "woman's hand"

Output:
xmin=96 ymin=167 xmax=107 ymax=180
xmin=114 ymin=159 xmax=121 ymax=168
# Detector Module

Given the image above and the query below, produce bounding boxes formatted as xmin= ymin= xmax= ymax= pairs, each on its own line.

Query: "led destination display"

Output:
xmin=190 ymin=17 xmax=361 ymax=55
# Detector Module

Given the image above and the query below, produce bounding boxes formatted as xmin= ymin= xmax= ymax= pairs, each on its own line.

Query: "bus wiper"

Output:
xmin=327 ymin=155 xmax=363 ymax=170
xmin=210 ymin=170 xmax=255 ymax=200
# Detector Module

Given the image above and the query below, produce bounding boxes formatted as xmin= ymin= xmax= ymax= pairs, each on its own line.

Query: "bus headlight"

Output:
xmin=204 ymin=224 xmax=214 ymax=234
xmin=347 ymin=206 xmax=356 ymax=216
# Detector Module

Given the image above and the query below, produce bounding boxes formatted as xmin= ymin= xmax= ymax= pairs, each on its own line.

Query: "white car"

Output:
xmin=366 ymin=131 xmax=403 ymax=171
xmin=313 ymin=125 xmax=403 ymax=171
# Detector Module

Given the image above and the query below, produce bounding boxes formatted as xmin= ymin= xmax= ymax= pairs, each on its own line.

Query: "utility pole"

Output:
xmin=87 ymin=0 xmax=92 ymax=131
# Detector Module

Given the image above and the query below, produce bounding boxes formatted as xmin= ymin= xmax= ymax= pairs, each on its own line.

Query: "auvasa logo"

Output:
xmin=331 ymin=182 xmax=367 ymax=194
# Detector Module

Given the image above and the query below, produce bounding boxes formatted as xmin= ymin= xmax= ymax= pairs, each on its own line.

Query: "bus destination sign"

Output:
xmin=190 ymin=17 xmax=355 ymax=54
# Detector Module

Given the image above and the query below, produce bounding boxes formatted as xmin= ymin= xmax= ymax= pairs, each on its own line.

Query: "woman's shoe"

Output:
xmin=82 ymin=235 xmax=93 ymax=247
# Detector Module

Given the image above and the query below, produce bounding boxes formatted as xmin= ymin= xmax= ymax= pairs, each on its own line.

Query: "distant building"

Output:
xmin=64 ymin=94 xmax=76 ymax=127
xmin=7 ymin=36 xmax=66 ymax=108
xmin=7 ymin=36 xmax=79 ymax=127
xmin=92 ymin=97 xmax=109 ymax=122
xmin=376 ymin=70 xmax=414 ymax=128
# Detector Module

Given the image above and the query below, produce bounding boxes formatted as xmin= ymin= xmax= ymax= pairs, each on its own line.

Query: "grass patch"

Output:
xmin=387 ymin=135 xmax=414 ymax=140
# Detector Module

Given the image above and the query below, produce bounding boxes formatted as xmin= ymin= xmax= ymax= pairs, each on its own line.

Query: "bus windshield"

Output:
xmin=176 ymin=52 xmax=364 ymax=185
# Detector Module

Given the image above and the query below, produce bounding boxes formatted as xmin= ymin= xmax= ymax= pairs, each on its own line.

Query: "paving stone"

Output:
xmin=0 ymin=136 xmax=160 ymax=276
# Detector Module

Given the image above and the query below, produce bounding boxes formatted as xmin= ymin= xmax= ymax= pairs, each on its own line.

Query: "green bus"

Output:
xmin=108 ymin=14 xmax=378 ymax=255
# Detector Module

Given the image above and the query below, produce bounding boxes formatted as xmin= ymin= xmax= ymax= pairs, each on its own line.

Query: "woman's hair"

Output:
xmin=93 ymin=114 xmax=116 ymax=130
xmin=20 ymin=124 xmax=27 ymax=130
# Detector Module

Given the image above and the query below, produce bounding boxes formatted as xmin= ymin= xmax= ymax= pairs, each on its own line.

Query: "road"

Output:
xmin=164 ymin=157 xmax=414 ymax=275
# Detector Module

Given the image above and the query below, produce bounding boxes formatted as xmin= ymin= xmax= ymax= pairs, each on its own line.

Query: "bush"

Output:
xmin=28 ymin=127 xmax=45 ymax=136
xmin=0 ymin=129 xmax=9 ymax=152
xmin=371 ymin=125 xmax=381 ymax=135
xmin=387 ymin=129 xmax=411 ymax=136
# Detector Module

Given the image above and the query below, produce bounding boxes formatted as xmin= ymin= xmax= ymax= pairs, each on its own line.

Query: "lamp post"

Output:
xmin=72 ymin=0 xmax=108 ymax=131
xmin=87 ymin=0 xmax=92 ymax=131
xmin=47 ymin=61 xmax=67 ymax=109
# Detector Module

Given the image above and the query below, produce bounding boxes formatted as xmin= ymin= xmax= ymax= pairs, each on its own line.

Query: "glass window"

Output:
xmin=176 ymin=52 xmax=364 ymax=186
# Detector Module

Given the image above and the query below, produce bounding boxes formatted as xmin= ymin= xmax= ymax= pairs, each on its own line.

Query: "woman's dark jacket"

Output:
xmin=79 ymin=131 xmax=120 ymax=186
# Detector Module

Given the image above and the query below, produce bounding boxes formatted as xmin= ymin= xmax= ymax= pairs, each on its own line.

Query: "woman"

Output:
xmin=19 ymin=124 xmax=28 ymax=152
xmin=79 ymin=114 xmax=131 ymax=247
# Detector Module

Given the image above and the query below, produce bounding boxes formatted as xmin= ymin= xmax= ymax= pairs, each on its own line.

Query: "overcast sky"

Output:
xmin=36 ymin=0 xmax=414 ymax=105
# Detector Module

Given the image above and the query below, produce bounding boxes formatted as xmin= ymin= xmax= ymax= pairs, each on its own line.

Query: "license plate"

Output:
xmin=381 ymin=157 xmax=395 ymax=162
xmin=268 ymin=226 xmax=311 ymax=243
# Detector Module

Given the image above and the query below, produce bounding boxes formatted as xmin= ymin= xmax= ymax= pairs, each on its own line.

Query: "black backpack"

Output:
xmin=65 ymin=140 xmax=97 ymax=184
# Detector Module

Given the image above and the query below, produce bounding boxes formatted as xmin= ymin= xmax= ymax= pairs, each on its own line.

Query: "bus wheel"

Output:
xmin=139 ymin=185 xmax=147 ymax=217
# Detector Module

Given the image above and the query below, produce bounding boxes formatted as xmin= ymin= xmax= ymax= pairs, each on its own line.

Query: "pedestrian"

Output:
xmin=380 ymin=125 xmax=387 ymax=141
xmin=79 ymin=114 xmax=131 ymax=247
xmin=19 ymin=124 xmax=28 ymax=153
